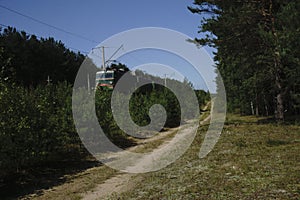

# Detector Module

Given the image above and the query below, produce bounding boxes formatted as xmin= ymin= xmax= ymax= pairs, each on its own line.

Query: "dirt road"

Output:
xmin=82 ymin=110 xmax=211 ymax=199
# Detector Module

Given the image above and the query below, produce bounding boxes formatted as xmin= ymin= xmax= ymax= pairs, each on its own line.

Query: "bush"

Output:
xmin=0 ymin=80 xmax=209 ymax=178
xmin=0 ymin=81 xmax=83 ymax=178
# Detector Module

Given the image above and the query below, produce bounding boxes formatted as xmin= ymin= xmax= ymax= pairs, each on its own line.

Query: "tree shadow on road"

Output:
xmin=0 ymin=159 xmax=101 ymax=200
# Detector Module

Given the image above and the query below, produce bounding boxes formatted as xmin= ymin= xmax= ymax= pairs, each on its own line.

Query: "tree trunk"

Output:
xmin=263 ymin=94 xmax=269 ymax=116
xmin=255 ymin=91 xmax=259 ymax=116
xmin=276 ymin=91 xmax=284 ymax=121
xmin=274 ymin=47 xmax=285 ymax=121
xmin=269 ymin=0 xmax=284 ymax=122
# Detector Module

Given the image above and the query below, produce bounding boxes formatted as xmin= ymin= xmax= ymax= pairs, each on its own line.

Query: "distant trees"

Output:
xmin=189 ymin=0 xmax=300 ymax=121
xmin=96 ymin=68 xmax=210 ymax=130
xmin=0 ymin=75 xmax=209 ymax=178
xmin=0 ymin=26 xmax=85 ymax=86
xmin=0 ymin=26 xmax=210 ymax=179
xmin=0 ymin=27 xmax=90 ymax=178
xmin=0 ymin=82 xmax=85 ymax=178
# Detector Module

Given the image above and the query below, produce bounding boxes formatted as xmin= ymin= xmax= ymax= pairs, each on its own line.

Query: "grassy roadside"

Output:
xmin=130 ymin=128 xmax=178 ymax=154
xmin=25 ymin=164 xmax=116 ymax=200
xmin=19 ymin=126 xmax=181 ymax=199
xmin=114 ymin=115 xmax=300 ymax=199
xmin=19 ymin=112 xmax=299 ymax=200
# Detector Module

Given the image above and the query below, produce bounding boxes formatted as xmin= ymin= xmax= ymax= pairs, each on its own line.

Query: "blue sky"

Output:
xmin=0 ymin=0 xmax=216 ymax=90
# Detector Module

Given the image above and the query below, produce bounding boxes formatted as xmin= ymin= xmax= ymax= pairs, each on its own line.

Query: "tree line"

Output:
xmin=0 ymin=27 xmax=210 ymax=179
xmin=189 ymin=0 xmax=300 ymax=121
xmin=0 ymin=26 xmax=85 ymax=86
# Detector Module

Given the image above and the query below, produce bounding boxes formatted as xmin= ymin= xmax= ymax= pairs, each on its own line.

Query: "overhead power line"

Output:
xmin=0 ymin=23 xmax=89 ymax=54
xmin=0 ymin=4 xmax=99 ymax=44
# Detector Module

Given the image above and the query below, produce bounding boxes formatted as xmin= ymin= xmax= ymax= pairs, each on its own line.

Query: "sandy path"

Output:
xmin=82 ymin=103 xmax=211 ymax=199
xmin=81 ymin=126 xmax=181 ymax=200
xmin=82 ymin=173 xmax=134 ymax=200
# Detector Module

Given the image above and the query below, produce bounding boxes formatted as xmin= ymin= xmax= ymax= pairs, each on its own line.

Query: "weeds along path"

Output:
xmin=81 ymin=125 xmax=186 ymax=200
xmin=81 ymin=103 xmax=211 ymax=200
xmin=81 ymin=173 xmax=137 ymax=200
xmin=29 ymin=102 xmax=211 ymax=200
xmin=81 ymin=125 xmax=178 ymax=200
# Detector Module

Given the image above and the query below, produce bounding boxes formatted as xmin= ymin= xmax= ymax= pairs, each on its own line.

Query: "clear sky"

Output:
xmin=0 ymin=0 xmax=216 ymax=90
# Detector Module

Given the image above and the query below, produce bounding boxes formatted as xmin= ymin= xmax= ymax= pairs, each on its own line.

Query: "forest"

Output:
xmin=189 ymin=0 xmax=300 ymax=121
xmin=0 ymin=26 xmax=210 ymax=180
xmin=0 ymin=1 xmax=299 ymax=198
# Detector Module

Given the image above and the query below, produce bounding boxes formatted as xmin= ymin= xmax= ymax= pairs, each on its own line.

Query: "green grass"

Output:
xmin=17 ymin=127 xmax=179 ymax=199
xmin=18 ymin=113 xmax=299 ymax=200
xmin=25 ymin=164 xmax=117 ymax=200
xmin=130 ymin=129 xmax=178 ymax=153
xmin=115 ymin=115 xmax=300 ymax=199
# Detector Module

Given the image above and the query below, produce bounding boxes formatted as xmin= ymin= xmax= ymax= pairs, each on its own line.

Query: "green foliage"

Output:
xmin=94 ymin=83 xmax=209 ymax=142
xmin=189 ymin=0 xmax=300 ymax=120
xmin=95 ymin=90 xmax=130 ymax=145
xmin=0 ymin=27 xmax=86 ymax=86
xmin=130 ymin=85 xmax=181 ymax=128
xmin=0 ymin=26 xmax=210 ymax=181
xmin=0 ymin=81 xmax=83 ymax=178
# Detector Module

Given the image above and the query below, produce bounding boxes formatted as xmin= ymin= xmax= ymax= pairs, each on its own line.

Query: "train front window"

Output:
xmin=105 ymin=72 xmax=113 ymax=78
xmin=96 ymin=71 xmax=113 ymax=79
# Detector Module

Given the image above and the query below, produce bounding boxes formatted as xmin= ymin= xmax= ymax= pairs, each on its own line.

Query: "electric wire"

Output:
xmin=0 ymin=4 xmax=98 ymax=44
xmin=0 ymin=23 xmax=90 ymax=54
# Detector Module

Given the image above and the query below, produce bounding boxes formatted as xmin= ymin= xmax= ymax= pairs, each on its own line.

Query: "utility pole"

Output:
xmin=47 ymin=75 xmax=51 ymax=85
xmin=101 ymin=46 xmax=105 ymax=71
xmin=87 ymin=73 xmax=90 ymax=93
xmin=92 ymin=45 xmax=123 ymax=70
